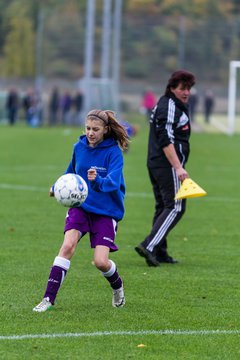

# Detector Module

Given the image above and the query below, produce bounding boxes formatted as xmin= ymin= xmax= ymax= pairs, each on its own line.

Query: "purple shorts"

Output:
xmin=64 ymin=207 xmax=119 ymax=252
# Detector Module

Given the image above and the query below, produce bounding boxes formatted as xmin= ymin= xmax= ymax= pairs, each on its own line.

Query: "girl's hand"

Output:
xmin=87 ymin=168 xmax=97 ymax=181
xmin=49 ymin=186 xmax=54 ymax=197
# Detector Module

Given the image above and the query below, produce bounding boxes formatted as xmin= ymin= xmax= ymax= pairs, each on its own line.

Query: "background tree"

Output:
xmin=3 ymin=1 xmax=35 ymax=77
xmin=0 ymin=0 xmax=239 ymax=89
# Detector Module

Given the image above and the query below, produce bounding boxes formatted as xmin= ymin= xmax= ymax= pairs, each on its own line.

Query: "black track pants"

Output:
xmin=142 ymin=166 xmax=186 ymax=254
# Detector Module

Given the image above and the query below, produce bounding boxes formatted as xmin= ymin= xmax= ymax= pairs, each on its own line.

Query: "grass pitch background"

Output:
xmin=0 ymin=119 xmax=240 ymax=359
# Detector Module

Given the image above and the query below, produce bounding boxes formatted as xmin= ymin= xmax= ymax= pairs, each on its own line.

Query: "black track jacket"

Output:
xmin=147 ymin=93 xmax=191 ymax=168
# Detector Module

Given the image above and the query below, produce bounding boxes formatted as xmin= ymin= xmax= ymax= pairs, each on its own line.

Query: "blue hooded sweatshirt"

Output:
xmin=64 ymin=135 xmax=125 ymax=221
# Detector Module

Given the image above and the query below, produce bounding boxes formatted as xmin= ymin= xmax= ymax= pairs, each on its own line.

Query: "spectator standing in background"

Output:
xmin=49 ymin=86 xmax=60 ymax=126
xmin=141 ymin=88 xmax=156 ymax=121
xmin=5 ymin=87 xmax=19 ymax=125
xmin=22 ymin=88 xmax=34 ymax=125
xmin=73 ymin=90 xmax=84 ymax=126
xmin=204 ymin=90 xmax=215 ymax=123
xmin=33 ymin=89 xmax=43 ymax=127
xmin=61 ymin=90 xmax=72 ymax=125
xmin=22 ymin=88 xmax=42 ymax=127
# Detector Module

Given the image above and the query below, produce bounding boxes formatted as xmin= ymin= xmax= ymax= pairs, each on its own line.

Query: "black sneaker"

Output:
xmin=135 ymin=244 xmax=160 ymax=267
xmin=157 ymin=255 xmax=178 ymax=264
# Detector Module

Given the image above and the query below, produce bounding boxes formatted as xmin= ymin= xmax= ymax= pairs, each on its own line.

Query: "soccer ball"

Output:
xmin=54 ymin=173 xmax=88 ymax=207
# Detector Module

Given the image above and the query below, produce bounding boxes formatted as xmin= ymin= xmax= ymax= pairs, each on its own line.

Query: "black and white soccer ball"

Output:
xmin=54 ymin=173 xmax=88 ymax=207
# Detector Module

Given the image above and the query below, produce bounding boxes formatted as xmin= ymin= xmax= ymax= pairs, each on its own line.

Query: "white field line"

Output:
xmin=0 ymin=183 xmax=47 ymax=192
xmin=0 ymin=183 xmax=239 ymax=203
xmin=1 ymin=329 xmax=240 ymax=341
xmin=0 ymin=165 xmax=58 ymax=171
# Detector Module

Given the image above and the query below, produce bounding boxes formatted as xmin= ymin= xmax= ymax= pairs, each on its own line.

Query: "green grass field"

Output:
xmin=1 ymin=119 xmax=240 ymax=359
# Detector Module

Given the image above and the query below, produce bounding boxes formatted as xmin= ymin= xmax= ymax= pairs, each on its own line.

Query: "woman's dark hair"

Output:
xmin=165 ymin=70 xmax=196 ymax=96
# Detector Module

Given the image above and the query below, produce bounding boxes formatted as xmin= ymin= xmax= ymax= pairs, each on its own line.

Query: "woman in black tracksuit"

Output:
xmin=135 ymin=70 xmax=196 ymax=267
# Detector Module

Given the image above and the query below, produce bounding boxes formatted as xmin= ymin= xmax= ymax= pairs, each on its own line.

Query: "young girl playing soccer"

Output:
xmin=33 ymin=109 xmax=129 ymax=312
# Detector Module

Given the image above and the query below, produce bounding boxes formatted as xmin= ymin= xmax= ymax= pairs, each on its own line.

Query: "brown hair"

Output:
xmin=86 ymin=109 xmax=129 ymax=151
xmin=165 ymin=70 xmax=196 ymax=96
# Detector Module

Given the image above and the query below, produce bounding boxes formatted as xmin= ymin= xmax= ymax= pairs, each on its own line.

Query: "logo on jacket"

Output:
xmin=91 ymin=166 xmax=107 ymax=171
xmin=177 ymin=112 xmax=189 ymax=129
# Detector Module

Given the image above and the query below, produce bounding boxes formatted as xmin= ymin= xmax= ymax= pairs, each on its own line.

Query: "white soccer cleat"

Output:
xmin=112 ymin=286 xmax=125 ymax=308
xmin=33 ymin=297 xmax=53 ymax=312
